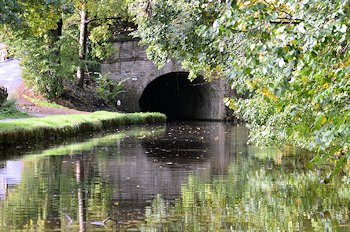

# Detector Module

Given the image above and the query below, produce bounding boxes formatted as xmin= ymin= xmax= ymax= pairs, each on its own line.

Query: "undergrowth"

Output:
xmin=0 ymin=99 xmax=30 ymax=120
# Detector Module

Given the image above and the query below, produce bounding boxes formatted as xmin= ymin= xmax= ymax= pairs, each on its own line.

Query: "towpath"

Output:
xmin=0 ymin=59 xmax=87 ymax=118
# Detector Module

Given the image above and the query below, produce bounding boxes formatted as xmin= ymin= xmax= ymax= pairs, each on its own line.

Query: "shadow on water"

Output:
xmin=140 ymin=122 xmax=248 ymax=174
xmin=0 ymin=122 xmax=350 ymax=231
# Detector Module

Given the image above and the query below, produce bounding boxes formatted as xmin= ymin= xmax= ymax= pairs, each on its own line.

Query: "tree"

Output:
xmin=0 ymin=0 xmax=130 ymax=96
xmin=130 ymin=0 xmax=350 ymax=178
xmin=0 ymin=0 xmax=20 ymax=25
xmin=77 ymin=0 xmax=89 ymax=88
xmin=74 ymin=0 xmax=129 ymax=88
xmin=0 ymin=0 xmax=74 ymax=99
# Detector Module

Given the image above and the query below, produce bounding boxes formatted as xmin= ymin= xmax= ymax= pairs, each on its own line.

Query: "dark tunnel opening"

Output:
xmin=139 ymin=72 xmax=211 ymax=121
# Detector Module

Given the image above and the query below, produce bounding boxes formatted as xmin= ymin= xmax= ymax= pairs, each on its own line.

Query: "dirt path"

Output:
xmin=0 ymin=60 xmax=89 ymax=117
xmin=17 ymin=82 xmax=89 ymax=116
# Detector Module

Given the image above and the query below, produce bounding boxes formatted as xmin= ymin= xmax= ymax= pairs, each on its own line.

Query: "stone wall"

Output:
xmin=101 ymin=40 xmax=229 ymax=120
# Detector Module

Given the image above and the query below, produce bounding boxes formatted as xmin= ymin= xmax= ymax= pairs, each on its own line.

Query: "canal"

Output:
xmin=0 ymin=122 xmax=350 ymax=231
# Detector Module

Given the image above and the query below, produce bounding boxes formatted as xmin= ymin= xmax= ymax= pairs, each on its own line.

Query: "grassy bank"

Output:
xmin=0 ymin=111 xmax=166 ymax=149
xmin=0 ymin=99 xmax=31 ymax=120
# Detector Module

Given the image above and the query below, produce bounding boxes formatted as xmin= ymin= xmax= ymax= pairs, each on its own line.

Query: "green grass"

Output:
xmin=0 ymin=111 xmax=166 ymax=149
xmin=0 ymin=99 xmax=31 ymax=120
xmin=23 ymin=95 xmax=65 ymax=108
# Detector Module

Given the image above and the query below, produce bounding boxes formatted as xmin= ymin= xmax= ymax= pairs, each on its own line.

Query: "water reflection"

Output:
xmin=0 ymin=160 xmax=23 ymax=200
xmin=99 ymin=122 xmax=245 ymax=224
xmin=0 ymin=122 xmax=349 ymax=231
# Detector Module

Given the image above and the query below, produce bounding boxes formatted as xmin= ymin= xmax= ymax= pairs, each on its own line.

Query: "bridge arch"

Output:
xmin=101 ymin=40 xmax=228 ymax=120
xmin=139 ymin=72 xmax=216 ymax=120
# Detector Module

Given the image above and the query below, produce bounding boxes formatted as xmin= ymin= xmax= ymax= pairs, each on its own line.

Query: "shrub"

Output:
xmin=95 ymin=74 xmax=125 ymax=105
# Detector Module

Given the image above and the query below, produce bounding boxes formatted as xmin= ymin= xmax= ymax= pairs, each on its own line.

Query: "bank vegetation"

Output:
xmin=0 ymin=111 xmax=166 ymax=149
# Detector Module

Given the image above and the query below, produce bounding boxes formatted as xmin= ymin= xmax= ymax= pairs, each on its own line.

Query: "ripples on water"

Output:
xmin=0 ymin=122 xmax=349 ymax=231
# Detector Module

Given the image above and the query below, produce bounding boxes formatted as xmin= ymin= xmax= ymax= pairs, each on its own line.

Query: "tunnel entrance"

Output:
xmin=139 ymin=72 xmax=212 ymax=120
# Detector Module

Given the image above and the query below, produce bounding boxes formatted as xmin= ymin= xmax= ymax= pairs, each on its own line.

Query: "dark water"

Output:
xmin=0 ymin=122 xmax=350 ymax=231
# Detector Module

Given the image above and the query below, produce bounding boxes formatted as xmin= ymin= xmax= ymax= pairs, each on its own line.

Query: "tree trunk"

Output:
xmin=50 ymin=18 xmax=63 ymax=60
xmin=77 ymin=2 xmax=88 ymax=88
xmin=50 ymin=18 xmax=63 ymax=45
xmin=76 ymin=159 xmax=87 ymax=232
xmin=44 ymin=156 xmax=62 ymax=229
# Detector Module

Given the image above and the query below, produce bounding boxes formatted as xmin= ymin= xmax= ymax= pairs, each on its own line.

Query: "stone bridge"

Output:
xmin=101 ymin=40 xmax=230 ymax=120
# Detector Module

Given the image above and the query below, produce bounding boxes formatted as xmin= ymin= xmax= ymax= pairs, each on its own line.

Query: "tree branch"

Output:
xmin=87 ymin=17 xmax=123 ymax=24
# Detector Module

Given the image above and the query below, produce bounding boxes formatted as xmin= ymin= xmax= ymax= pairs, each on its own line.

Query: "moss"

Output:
xmin=0 ymin=111 xmax=166 ymax=149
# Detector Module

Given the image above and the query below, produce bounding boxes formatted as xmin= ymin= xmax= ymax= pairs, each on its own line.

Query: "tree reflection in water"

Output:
xmin=0 ymin=127 xmax=165 ymax=231
xmin=140 ymin=148 xmax=350 ymax=231
xmin=0 ymin=124 xmax=350 ymax=231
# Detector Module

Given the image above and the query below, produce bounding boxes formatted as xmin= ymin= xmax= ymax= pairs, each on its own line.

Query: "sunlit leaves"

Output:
xmin=1 ymin=0 xmax=129 ymax=97
xmin=89 ymin=24 xmax=115 ymax=60
xmin=131 ymin=0 xmax=350 ymax=175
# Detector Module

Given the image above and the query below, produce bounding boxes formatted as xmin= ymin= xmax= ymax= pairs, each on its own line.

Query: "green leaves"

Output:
xmin=313 ymin=113 xmax=327 ymax=130
xmin=1 ymin=0 xmax=130 ymax=97
xmin=131 ymin=0 xmax=350 ymax=177
xmin=95 ymin=74 xmax=125 ymax=105
xmin=89 ymin=24 xmax=115 ymax=60
xmin=0 ymin=0 xmax=21 ymax=25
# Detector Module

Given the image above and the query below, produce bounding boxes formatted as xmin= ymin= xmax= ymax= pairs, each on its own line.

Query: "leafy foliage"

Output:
xmin=89 ymin=24 xmax=115 ymax=60
xmin=95 ymin=74 xmax=125 ymax=105
xmin=17 ymin=38 xmax=71 ymax=99
xmin=130 ymin=0 xmax=350 ymax=176
xmin=1 ymin=0 xmax=75 ymax=99
xmin=0 ymin=0 xmax=21 ymax=25
xmin=0 ymin=0 xmax=129 ymax=99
